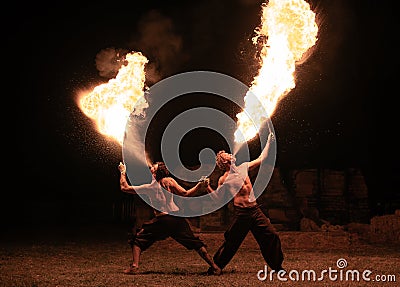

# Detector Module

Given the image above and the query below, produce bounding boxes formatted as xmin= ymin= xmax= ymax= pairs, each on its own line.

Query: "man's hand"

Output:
xmin=118 ymin=162 xmax=126 ymax=174
xmin=268 ymin=132 xmax=276 ymax=142
xmin=196 ymin=176 xmax=210 ymax=194
xmin=199 ymin=176 xmax=210 ymax=186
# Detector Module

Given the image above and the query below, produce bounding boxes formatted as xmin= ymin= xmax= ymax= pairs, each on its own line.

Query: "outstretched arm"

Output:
xmin=119 ymin=162 xmax=136 ymax=193
xmin=164 ymin=177 xmax=208 ymax=197
xmin=248 ymin=132 xmax=275 ymax=170
xmin=186 ymin=181 xmax=208 ymax=196
xmin=118 ymin=162 xmax=154 ymax=194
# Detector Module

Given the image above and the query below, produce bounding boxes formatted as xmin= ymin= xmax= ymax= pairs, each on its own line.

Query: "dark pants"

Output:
xmin=213 ymin=204 xmax=284 ymax=271
xmin=132 ymin=214 xmax=205 ymax=252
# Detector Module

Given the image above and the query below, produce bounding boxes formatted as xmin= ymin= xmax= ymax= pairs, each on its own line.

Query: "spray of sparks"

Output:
xmin=234 ymin=0 xmax=318 ymax=143
xmin=78 ymin=52 xmax=148 ymax=145
xmin=78 ymin=0 xmax=318 ymax=147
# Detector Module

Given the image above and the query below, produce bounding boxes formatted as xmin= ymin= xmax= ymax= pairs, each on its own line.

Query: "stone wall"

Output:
xmin=258 ymin=168 xmax=302 ymax=230
xmin=285 ymin=168 xmax=369 ymax=227
xmin=231 ymin=167 xmax=369 ymax=230
xmin=369 ymin=212 xmax=400 ymax=243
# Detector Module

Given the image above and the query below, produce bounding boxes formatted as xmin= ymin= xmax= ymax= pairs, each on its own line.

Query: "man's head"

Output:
xmin=150 ymin=162 xmax=170 ymax=181
xmin=216 ymin=150 xmax=236 ymax=170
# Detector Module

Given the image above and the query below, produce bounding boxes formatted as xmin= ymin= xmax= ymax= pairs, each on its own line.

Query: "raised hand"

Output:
xmin=118 ymin=162 xmax=127 ymax=174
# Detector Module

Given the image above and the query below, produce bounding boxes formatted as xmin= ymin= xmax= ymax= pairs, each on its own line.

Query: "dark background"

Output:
xmin=5 ymin=0 xmax=395 ymax=228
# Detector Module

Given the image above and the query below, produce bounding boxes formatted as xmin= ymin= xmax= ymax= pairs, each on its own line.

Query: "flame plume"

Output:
xmin=78 ymin=52 xmax=148 ymax=145
xmin=234 ymin=0 xmax=318 ymax=143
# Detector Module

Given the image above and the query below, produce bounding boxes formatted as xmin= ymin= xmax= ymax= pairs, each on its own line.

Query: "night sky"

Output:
xmin=6 ymin=0 xmax=394 ymax=226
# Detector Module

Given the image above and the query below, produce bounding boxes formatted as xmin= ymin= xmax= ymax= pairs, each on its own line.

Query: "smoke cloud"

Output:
xmin=94 ymin=47 xmax=129 ymax=78
xmin=131 ymin=10 xmax=185 ymax=85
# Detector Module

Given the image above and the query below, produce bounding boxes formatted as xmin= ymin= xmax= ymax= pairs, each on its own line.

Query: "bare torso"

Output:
xmin=152 ymin=177 xmax=179 ymax=216
xmin=218 ymin=171 xmax=257 ymax=208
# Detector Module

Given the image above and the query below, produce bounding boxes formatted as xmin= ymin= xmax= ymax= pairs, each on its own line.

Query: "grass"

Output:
xmin=0 ymin=223 xmax=399 ymax=287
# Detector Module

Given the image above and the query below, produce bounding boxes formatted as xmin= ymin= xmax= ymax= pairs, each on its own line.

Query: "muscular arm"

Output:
xmin=164 ymin=178 xmax=205 ymax=197
xmin=120 ymin=172 xmax=136 ymax=194
xmin=118 ymin=162 xmax=156 ymax=195
xmin=248 ymin=132 xmax=275 ymax=170
xmin=120 ymin=172 xmax=156 ymax=194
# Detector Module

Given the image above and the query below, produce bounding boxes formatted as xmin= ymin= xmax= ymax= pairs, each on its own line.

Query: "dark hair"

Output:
xmin=154 ymin=162 xmax=170 ymax=181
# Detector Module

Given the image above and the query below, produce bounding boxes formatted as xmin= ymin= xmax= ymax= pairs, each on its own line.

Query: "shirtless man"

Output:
xmin=118 ymin=161 xmax=221 ymax=275
xmin=206 ymin=132 xmax=284 ymax=274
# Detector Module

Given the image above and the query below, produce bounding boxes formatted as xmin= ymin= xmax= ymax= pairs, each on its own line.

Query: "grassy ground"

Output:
xmin=0 ymin=224 xmax=399 ymax=287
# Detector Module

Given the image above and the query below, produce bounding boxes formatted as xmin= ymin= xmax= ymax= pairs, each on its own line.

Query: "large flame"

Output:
xmin=234 ymin=0 xmax=318 ymax=143
xmin=78 ymin=52 xmax=148 ymax=145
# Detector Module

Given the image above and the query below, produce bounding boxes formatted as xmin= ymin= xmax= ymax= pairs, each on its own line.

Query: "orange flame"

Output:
xmin=78 ymin=52 xmax=148 ymax=145
xmin=234 ymin=0 xmax=318 ymax=143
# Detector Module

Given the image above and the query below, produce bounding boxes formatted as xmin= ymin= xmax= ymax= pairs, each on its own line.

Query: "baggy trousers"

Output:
xmin=213 ymin=204 xmax=284 ymax=271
